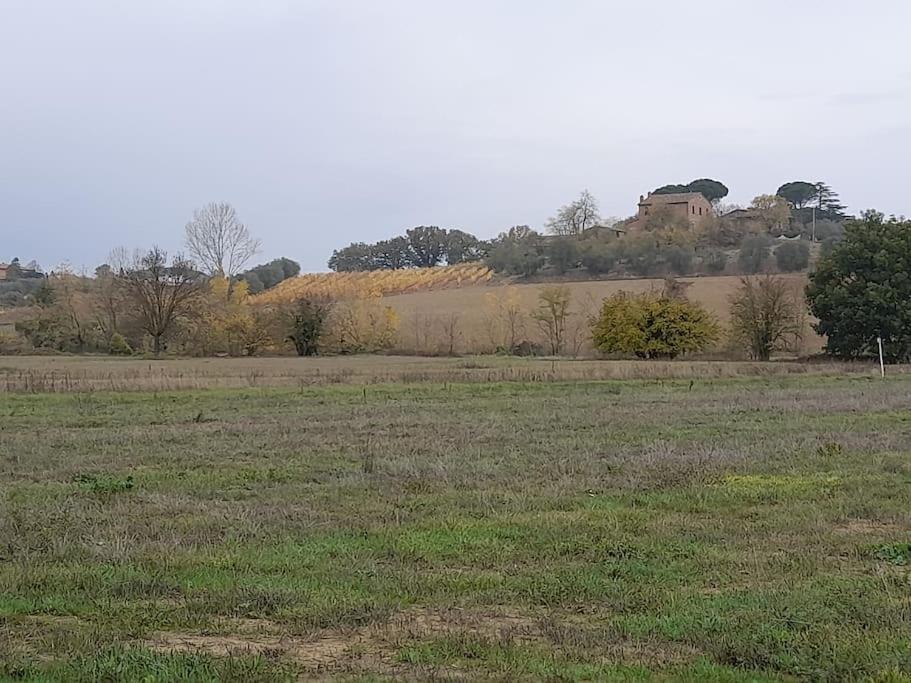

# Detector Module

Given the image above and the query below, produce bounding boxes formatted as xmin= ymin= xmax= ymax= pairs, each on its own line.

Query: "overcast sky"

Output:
xmin=2 ymin=1 xmax=910 ymax=272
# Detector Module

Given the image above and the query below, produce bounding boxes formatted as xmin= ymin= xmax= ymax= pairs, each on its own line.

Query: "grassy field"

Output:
xmin=384 ymin=273 xmax=822 ymax=356
xmin=2 ymin=363 xmax=911 ymax=680
xmin=0 ymin=354 xmax=889 ymax=394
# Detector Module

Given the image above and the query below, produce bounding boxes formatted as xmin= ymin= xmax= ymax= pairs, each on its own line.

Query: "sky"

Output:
xmin=2 ymin=0 xmax=910 ymax=273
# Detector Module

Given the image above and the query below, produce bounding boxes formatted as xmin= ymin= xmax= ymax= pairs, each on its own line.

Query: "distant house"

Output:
xmin=636 ymin=191 xmax=714 ymax=229
xmin=0 ymin=261 xmax=43 ymax=282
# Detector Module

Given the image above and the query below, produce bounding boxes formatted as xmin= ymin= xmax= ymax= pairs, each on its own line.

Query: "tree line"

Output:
xmin=326 ymin=179 xmax=848 ymax=279
xmin=328 ymin=226 xmax=487 ymax=271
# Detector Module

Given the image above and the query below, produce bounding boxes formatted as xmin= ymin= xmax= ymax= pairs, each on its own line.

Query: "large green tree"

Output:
xmin=776 ymin=181 xmax=818 ymax=209
xmin=814 ymin=182 xmax=847 ymax=220
xmin=685 ymin=178 xmax=729 ymax=203
xmin=653 ymin=178 xmax=729 ymax=203
xmin=807 ymin=211 xmax=911 ymax=361
xmin=406 ymin=226 xmax=448 ymax=267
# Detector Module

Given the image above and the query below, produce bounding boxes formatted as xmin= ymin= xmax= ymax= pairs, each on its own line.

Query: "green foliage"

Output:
xmin=580 ymin=242 xmax=617 ymax=275
xmin=239 ymin=258 xmax=301 ymax=291
xmin=654 ymin=178 xmax=728 ymax=202
xmin=774 ymin=241 xmax=810 ymax=272
xmin=487 ymin=240 xmax=543 ymax=277
xmin=591 ymin=292 xmax=719 ymax=359
xmin=820 ymin=237 xmax=839 ymax=259
xmin=685 ymin=178 xmax=729 ymax=202
xmin=776 ymin=181 xmax=818 ymax=208
xmin=662 ymin=245 xmax=694 ymax=275
xmin=807 ymin=211 xmax=911 ymax=361
xmin=329 ymin=228 xmax=486 ymax=271
xmin=108 ymin=332 xmax=133 ymax=356
xmin=74 ymin=472 xmax=134 ymax=495
xmin=34 ymin=280 xmax=56 ymax=306
xmin=652 ymin=183 xmax=688 ymax=194
xmin=621 ymin=237 xmax=660 ymax=276
xmin=286 ymin=298 xmax=332 ymax=356
xmin=546 ymin=238 xmax=579 ymax=274
xmin=328 ymin=242 xmax=375 ymax=272
xmin=814 ymin=182 xmax=847 ymax=220
xmin=873 ymin=542 xmax=911 ymax=567
xmin=445 ymin=229 xmax=484 ymax=265
xmin=738 ymin=235 xmax=772 ymax=274
xmin=406 ymin=226 xmax=448 ymax=267
xmin=700 ymin=248 xmax=727 ymax=274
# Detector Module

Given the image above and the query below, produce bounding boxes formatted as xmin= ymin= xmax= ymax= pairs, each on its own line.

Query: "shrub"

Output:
xmin=580 ymin=242 xmax=617 ymax=275
xmin=546 ymin=238 xmax=579 ymax=274
xmin=662 ymin=246 xmax=694 ymax=275
xmin=285 ymin=298 xmax=332 ymax=356
xmin=700 ymin=248 xmax=727 ymax=274
xmin=774 ymin=241 xmax=810 ymax=272
xmin=108 ymin=333 xmax=133 ymax=356
xmin=729 ymin=276 xmax=803 ymax=360
xmin=487 ymin=242 xmax=543 ymax=277
xmin=0 ymin=332 xmax=30 ymax=355
xmin=622 ymin=237 xmax=660 ymax=276
xmin=591 ymin=292 xmax=719 ymax=359
xmin=738 ymin=235 xmax=772 ymax=274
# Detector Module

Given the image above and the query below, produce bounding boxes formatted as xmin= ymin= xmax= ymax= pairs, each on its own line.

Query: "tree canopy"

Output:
xmin=591 ymin=291 xmax=719 ymax=359
xmin=328 ymin=227 xmax=485 ymax=271
xmin=776 ymin=181 xmax=817 ymax=209
xmin=653 ymin=178 xmax=729 ymax=203
xmin=238 ymin=258 xmax=301 ymax=293
xmin=807 ymin=211 xmax=911 ymax=361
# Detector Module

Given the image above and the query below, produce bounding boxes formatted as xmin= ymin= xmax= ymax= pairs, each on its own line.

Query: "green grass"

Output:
xmin=2 ymin=374 xmax=911 ymax=680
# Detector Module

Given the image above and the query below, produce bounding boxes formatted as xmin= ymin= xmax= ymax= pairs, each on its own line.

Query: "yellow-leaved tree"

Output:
xmin=326 ymin=290 xmax=399 ymax=354
xmin=189 ymin=278 xmax=271 ymax=356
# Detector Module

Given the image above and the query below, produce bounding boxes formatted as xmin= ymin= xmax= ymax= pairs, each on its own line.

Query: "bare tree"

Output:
xmin=545 ymin=190 xmax=601 ymax=236
xmin=439 ymin=313 xmax=461 ymax=356
xmin=729 ymin=276 xmax=802 ymax=360
xmin=121 ymin=247 xmax=202 ymax=355
xmin=531 ymin=286 xmax=572 ymax=355
xmin=185 ymin=202 xmax=260 ymax=277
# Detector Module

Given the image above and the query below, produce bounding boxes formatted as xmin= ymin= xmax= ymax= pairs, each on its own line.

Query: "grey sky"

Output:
xmin=2 ymin=1 xmax=910 ymax=272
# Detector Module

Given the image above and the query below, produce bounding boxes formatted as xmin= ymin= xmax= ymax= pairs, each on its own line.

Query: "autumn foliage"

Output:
xmin=255 ymin=264 xmax=493 ymax=304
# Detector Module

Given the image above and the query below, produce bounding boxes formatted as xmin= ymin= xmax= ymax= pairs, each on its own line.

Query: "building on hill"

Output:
xmin=0 ymin=261 xmax=43 ymax=281
xmin=635 ymin=191 xmax=714 ymax=229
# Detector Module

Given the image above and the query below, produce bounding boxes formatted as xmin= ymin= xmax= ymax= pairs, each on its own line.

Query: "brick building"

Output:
xmin=636 ymin=192 xmax=714 ymax=229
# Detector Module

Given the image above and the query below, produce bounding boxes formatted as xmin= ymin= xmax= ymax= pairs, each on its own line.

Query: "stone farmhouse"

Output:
xmin=636 ymin=191 xmax=714 ymax=229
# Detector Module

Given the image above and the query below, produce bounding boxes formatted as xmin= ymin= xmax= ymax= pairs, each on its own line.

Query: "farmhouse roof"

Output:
xmin=638 ymin=192 xmax=706 ymax=206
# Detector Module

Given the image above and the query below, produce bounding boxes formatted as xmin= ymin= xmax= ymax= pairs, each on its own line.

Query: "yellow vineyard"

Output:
xmin=256 ymin=264 xmax=494 ymax=303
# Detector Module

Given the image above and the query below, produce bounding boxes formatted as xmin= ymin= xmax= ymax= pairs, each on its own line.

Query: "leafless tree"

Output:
xmin=121 ymin=247 xmax=202 ymax=355
xmin=185 ymin=202 xmax=260 ymax=277
xmin=439 ymin=313 xmax=461 ymax=356
xmin=531 ymin=286 xmax=572 ymax=355
xmin=729 ymin=276 xmax=803 ymax=360
xmin=546 ymin=190 xmax=601 ymax=236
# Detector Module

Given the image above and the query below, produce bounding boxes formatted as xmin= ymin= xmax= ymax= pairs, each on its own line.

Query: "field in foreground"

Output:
xmin=2 ymin=372 xmax=911 ymax=681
